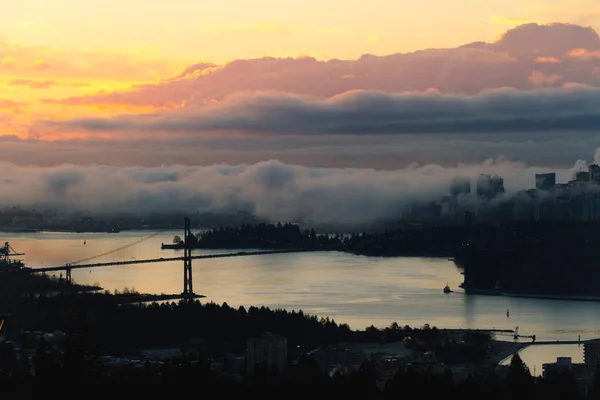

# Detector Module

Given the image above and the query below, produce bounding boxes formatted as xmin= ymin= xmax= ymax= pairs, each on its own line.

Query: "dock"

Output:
xmin=528 ymin=340 xmax=584 ymax=345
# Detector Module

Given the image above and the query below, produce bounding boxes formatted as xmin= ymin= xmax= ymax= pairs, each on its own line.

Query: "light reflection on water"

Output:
xmin=2 ymin=230 xmax=600 ymax=347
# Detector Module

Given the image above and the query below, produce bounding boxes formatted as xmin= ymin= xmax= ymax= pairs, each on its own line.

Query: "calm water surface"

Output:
xmin=3 ymin=229 xmax=598 ymax=370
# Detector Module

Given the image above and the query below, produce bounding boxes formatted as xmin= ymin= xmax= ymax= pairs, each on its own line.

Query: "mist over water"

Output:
xmin=0 ymin=154 xmax=594 ymax=228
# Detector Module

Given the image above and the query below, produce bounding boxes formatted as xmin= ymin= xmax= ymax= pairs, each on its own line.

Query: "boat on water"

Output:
xmin=161 ymin=235 xmax=185 ymax=250
xmin=443 ymin=284 xmax=453 ymax=293
xmin=0 ymin=242 xmax=29 ymax=271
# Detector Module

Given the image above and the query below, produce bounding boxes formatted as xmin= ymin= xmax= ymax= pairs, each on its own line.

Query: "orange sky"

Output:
xmin=0 ymin=0 xmax=599 ymax=140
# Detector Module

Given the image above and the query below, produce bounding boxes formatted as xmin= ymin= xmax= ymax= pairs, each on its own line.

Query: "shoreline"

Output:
xmin=492 ymin=340 xmax=531 ymax=365
xmin=503 ymin=293 xmax=600 ymax=303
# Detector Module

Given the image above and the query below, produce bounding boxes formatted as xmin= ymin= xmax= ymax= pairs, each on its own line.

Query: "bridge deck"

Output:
xmin=3 ymin=248 xmax=334 ymax=274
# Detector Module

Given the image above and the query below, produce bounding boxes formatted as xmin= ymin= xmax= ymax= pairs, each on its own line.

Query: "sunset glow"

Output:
xmin=0 ymin=0 xmax=599 ymax=166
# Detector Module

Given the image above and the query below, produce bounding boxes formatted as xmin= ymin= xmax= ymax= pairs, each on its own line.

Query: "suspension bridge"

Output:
xmin=2 ymin=218 xmax=340 ymax=301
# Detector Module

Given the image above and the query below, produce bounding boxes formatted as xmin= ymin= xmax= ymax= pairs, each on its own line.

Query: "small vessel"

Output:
xmin=0 ymin=242 xmax=28 ymax=271
xmin=161 ymin=235 xmax=185 ymax=250
xmin=443 ymin=284 xmax=453 ymax=293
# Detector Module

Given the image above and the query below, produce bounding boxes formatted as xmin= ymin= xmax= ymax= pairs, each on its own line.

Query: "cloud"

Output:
xmin=8 ymin=79 xmax=56 ymax=89
xmin=0 ymin=99 xmax=26 ymax=113
xmin=4 ymin=22 xmax=600 ymax=173
xmin=568 ymin=48 xmax=600 ymax=60
xmin=167 ymin=63 xmax=218 ymax=81
xmin=493 ymin=23 xmax=600 ymax=56
xmin=0 ymin=99 xmax=25 ymax=109
xmin=0 ymin=57 xmax=17 ymax=69
xmin=45 ymin=86 xmax=600 ymax=136
xmin=534 ymin=56 xmax=561 ymax=63
xmin=30 ymin=59 xmax=50 ymax=69
xmin=6 ymin=79 xmax=90 ymax=89
xmin=529 ymin=71 xmax=562 ymax=86
xmin=0 ymin=158 xmax=587 ymax=228
xmin=42 ymin=23 xmax=600 ymax=109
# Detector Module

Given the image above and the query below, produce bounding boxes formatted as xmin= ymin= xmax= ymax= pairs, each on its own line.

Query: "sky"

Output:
xmin=1 ymin=0 xmax=600 ymax=225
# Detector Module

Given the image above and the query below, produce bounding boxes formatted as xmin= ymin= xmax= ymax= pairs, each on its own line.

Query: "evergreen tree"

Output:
xmin=507 ymin=353 xmax=534 ymax=399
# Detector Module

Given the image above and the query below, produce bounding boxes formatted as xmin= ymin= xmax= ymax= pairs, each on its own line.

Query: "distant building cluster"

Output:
xmin=246 ymin=332 xmax=288 ymax=373
xmin=515 ymin=163 xmax=600 ymax=221
xmin=541 ymin=339 xmax=600 ymax=396
xmin=438 ymin=174 xmax=506 ymax=222
xmin=405 ymin=163 xmax=600 ymax=224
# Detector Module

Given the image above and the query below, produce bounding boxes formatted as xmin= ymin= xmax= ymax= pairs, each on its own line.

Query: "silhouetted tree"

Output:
xmin=506 ymin=353 xmax=534 ymax=399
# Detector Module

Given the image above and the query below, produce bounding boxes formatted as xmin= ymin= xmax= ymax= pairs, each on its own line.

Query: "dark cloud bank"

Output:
xmin=54 ymin=86 xmax=600 ymax=135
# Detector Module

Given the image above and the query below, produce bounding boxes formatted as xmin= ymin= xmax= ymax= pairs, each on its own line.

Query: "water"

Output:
xmin=2 ymin=229 xmax=599 ymax=369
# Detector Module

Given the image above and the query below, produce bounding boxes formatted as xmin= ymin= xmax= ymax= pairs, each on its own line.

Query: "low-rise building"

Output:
xmin=585 ymin=339 xmax=600 ymax=366
xmin=246 ymin=332 xmax=287 ymax=373
xmin=542 ymin=356 xmax=596 ymax=397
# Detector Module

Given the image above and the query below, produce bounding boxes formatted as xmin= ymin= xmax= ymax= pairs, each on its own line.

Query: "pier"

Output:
xmin=528 ymin=340 xmax=584 ymax=345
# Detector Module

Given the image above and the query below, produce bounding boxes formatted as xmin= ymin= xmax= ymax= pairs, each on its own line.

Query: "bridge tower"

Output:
xmin=183 ymin=218 xmax=194 ymax=300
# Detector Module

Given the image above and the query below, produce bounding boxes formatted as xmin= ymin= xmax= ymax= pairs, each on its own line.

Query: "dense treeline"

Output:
xmin=193 ymin=220 xmax=600 ymax=251
xmin=191 ymin=222 xmax=465 ymax=256
xmin=4 ymin=295 xmax=352 ymax=355
xmin=2 ymin=293 xmax=490 ymax=360
xmin=456 ymin=221 xmax=600 ymax=295
xmin=0 ymin=273 xmax=98 ymax=299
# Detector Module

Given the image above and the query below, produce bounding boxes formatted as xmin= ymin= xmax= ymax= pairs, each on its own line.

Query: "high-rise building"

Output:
xmin=246 ymin=332 xmax=287 ymax=373
xmin=535 ymin=173 xmax=556 ymax=190
xmin=589 ymin=164 xmax=600 ymax=185
xmin=576 ymin=171 xmax=591 ymax=182
xmin=476 ymin=174 xmax=492 ymax=197
xmin=584 ymin=339 xmax=600 ymax=366
xmin=491 ymin=175 xmax=505 ymax=195
xmin=476 ymin=174 xmax=505 ymax=198
xmin=450 ymin=177 xmax=471 ymax=196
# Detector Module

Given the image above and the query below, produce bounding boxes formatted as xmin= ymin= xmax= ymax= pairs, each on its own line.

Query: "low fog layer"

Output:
xmin=1 ymin=157 xmax=591 ymax=227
